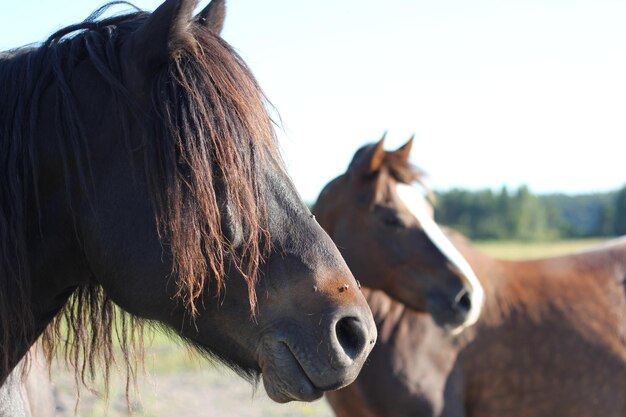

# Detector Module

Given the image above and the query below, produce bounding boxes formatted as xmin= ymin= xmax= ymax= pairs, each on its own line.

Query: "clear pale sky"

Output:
xmin=2 ymin=0 xmax=625 ymax=202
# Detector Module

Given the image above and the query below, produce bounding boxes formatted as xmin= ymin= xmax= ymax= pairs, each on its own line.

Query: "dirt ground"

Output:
xmin=50 ymin=341 xmax=334 ymax=417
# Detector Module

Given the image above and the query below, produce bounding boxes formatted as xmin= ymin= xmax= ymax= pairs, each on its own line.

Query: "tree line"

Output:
xmin=434 ymin=184 xmax=626 ymax=241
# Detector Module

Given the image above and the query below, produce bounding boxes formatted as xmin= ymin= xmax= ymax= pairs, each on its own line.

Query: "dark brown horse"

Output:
xmin=0 ymin=0 xmax=378 ymax=406
xmin=316 ymin=137 xmax=626 ymax=417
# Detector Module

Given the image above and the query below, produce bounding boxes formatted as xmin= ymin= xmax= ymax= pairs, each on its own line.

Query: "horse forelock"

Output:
xmin=360 ymin=151 xmax=432 ymax=207
xmin=0 ymin=2 xmax=278 ymax=396
xmin=149 ymin=23 xmax=277 ymax=318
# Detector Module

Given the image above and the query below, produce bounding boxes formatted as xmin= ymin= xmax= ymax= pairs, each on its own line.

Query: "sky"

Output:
xmin=2 ymin=0 xmax=625 ymax=202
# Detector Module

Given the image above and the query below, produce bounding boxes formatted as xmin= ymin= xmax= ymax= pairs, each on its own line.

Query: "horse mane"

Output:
xmin=347 ymin=142 xmax=433 ymax=202
xmin=380 ymin=152 xmax=427 ymax=188
xmin=0 ymin=3 xmax=277 ymax=395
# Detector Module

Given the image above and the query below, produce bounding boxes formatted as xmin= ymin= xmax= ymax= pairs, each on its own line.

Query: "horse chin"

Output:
xmin=259 ymin=340 xmax=323 ymax=403
xmin=429 ymin=303 xmax=481 ymax=336
xmin=429 ymin=307 xmax=470 ymax=333
xmin=445 ymin=322 xmax=469 ymax=337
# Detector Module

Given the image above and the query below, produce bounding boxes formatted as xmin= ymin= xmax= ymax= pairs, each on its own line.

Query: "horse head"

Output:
xmin=0 ymin=0 xmax=376 ymax=402
xmin=314 ymin=134 xmax=484 ymax=332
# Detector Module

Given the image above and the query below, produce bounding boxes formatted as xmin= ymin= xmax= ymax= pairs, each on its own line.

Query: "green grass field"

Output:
xmin=474 ymin=238 xmax=605 ymax=260
xmin=51 ymin=237 xmax=610 ymax=416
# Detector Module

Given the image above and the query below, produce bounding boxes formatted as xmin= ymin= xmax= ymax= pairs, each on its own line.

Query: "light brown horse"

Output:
xmin=315 ymin=134 xmax=484 ymax=333
xmin=316 ymin=136 xmax=626 ymax=417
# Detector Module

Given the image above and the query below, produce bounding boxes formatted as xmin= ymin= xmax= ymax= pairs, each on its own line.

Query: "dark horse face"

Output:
xmin=314 ymin=135 xmax=484 ymax=332
xmin=1 ymin=0 xmax=376 ymax=403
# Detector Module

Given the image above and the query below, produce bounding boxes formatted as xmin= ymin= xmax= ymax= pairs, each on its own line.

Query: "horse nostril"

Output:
xmin=335 ymin=316 xmax=368 ymax=361
xmin=454 ymin=288 xmax=472 ymax=314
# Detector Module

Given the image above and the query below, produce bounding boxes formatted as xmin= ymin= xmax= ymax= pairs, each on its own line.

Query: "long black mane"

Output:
xmin=0 ymin=2 xmax=278 ymax=390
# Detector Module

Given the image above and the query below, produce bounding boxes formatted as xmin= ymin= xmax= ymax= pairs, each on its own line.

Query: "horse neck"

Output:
xmin=361 ymin=287 xmax=452 ymax=358
xmin=440 ymin=229 xmax=505 ymax=304
xmin=448 ymin=231 xmax=626 ymax=340
xmin=0 ymin=50 xmax=93 ymax=380
xmin=361 ymin=288 xmax=403 ymax=327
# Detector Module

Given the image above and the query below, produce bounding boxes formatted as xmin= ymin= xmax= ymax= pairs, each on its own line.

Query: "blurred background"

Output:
xmin=2 ymin=0 xmax=625 ymax=415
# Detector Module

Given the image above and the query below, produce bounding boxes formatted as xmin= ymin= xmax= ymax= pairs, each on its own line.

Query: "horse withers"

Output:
xmin=318 ymin=137 xmax=626 ymax=417
xmin=0 ymin=0 xmax=376 ymax=405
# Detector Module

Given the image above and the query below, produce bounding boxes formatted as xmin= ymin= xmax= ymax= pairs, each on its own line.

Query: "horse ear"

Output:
xmin=393 ymin=134 xmax=414 ymax=165
xmin=349 ymin=132 xmax=387 ymax=176
xmin=123 ymin=0 xmax=198 ymax=83
xmin=369 ymin=133 xmax=387 ymax=173
xmin=196 ymin=0 xmax=226 ymax=35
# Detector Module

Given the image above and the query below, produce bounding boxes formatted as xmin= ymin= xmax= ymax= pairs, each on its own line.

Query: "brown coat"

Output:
xmin=327 ymin=235 xmax=626 ymax=417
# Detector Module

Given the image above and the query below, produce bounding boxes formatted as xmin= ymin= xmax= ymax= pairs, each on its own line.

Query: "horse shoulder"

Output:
xmin=365 ymin=289 xmax=463 ymax=416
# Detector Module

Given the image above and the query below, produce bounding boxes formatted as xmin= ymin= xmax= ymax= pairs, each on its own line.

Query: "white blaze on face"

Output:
xmin=395 ymin=183 xmax=484 ymax=331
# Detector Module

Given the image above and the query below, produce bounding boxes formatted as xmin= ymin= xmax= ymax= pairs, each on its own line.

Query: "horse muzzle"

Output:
xmin=257 ymin=305 xmax=376 ymax=402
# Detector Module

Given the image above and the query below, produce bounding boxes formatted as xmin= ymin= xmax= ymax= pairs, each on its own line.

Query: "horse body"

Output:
xmin=457 ymin=236 xmax=626 ymax=417
xmin=1 ymin=0 xmax=376 ymax=405
xmin=320 ymin=139 xmax=626 ymax=417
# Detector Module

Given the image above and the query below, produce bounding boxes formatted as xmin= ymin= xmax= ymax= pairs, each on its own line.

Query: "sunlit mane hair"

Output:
xmin=348 ymin=142 xmax=433 ymax=201
xmin=380 ymin=152 xmax=427 ymax=187
xmin=0 ymin=3 xmax=277 ymax=394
